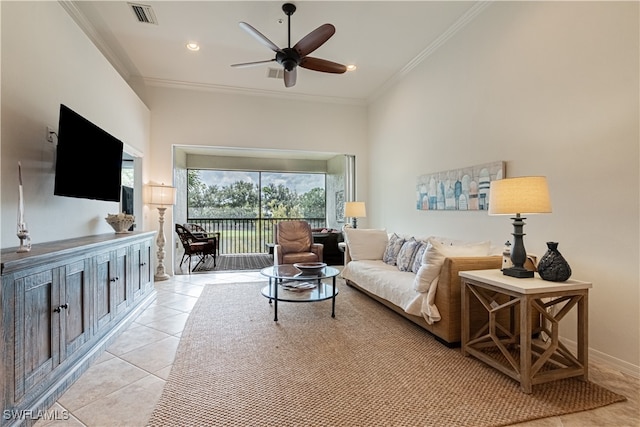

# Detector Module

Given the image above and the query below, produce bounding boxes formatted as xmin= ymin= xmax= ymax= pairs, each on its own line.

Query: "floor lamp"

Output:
xmin=344 ymin=201 xmax=366 ymax=228
xmin=146 ymin=184 xmax=177 ymax=281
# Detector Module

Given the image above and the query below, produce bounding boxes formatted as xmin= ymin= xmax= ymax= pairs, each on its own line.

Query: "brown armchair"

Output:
xmin=274 ymin=220 xmax=323 ymax=265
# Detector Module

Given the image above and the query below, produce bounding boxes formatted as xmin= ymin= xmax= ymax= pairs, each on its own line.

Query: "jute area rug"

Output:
xmin=148 ymin=280 xmax=625 ymax=427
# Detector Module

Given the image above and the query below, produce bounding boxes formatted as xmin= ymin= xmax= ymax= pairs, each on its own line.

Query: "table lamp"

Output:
xmin=344 ymin=201 xmax=366 ymax=228
xmin=489 ymin=176 xmax=551 ymax=278
xmin=146 ymin=183 xmax=177 ymax=281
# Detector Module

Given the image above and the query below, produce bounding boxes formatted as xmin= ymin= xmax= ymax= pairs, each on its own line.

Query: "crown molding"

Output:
xmin=141 ymin=77 xmax=368 ymax=106
xmin=367 ymin=1 xmax=492 ymax=104
xmin=59 ymin=0 xmax=132 ymax=81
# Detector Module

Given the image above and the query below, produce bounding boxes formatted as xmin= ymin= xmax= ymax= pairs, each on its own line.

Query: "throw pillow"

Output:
xmin=344 ymin=228 xmax=388 ymax=261
xmin=383 ymin=233 xmax=406 ymax=265
xmin=397 ymin=238 xmax=419 ymax=272
xmin=414 ymin=237 xmax=491 ymax=292
xmin=411 ymin=240 xmax=429 ymax=273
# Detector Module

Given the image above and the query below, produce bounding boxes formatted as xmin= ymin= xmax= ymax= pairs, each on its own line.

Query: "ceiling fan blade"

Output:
xmin=231 ymin=59 xmax=276 ymax=68
xmin=239 ymin=22 xmax=281 ymax=52
xmin=284 ymin=68 xmax=297 ymax=88
xmin=300 ymin=57 xmax=347 ymax=74
xmin=293 ymin=23 xmax=335 ymax=56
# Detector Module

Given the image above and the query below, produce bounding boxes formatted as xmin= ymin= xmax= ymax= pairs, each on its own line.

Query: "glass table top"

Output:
xmin=260 ymin=264 xmax=340 ymax=280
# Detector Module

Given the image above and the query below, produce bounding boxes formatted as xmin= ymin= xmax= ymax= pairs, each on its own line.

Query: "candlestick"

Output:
xmin=18 ymin=162 xmax=25 ymax=227
xmin=16 ymin=162 xmax=31 ymax=252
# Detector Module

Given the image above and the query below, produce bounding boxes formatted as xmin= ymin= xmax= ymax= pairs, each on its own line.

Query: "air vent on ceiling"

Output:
xmin=128 ymin=3 xmax=158 ymax=25
xmin=267 ymin=68 xmax=285 ymax=79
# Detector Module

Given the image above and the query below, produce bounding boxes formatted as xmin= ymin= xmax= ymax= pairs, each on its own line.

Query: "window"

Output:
xmin=188 ymin=170 xmax=325 ymax=220
xmin=188 ymin=170 xmax=259 ymax=218
xmin=187 ymin=170 xmax=326 ymax=253
xmin=261 ymin=172 xmax=325 ymax=219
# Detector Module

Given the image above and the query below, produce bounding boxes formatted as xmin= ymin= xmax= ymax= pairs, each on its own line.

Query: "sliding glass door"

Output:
xmin=186 ymin=170 xmax=326 ymax=254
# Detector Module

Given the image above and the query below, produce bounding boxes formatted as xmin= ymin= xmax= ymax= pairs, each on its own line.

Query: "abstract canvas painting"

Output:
xmin=416 ymin=161 xmax=505 ymax=211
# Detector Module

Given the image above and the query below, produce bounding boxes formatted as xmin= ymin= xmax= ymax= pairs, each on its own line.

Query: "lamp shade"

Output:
xmin=146 ymin=184 xmax=176 ymax=206
xmin=488 ymin=176 xmax=551 ymax=215
xmin=344 ymin=201 xmax=367 ymax=218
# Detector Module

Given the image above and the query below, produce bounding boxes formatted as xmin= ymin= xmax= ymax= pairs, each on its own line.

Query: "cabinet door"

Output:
xmin=95 ymin=252 xmax=115 ymax=330
xmin=14 ymin=269 xmax=60 ymax=400
xmin=114 ymin=246 xmax=129 ymax=313
xmin=140 ymin=239 xmax=152 ymax=293
xmin=131 ymin=240 xmax=152 ymax=299
xmin=59 ymin=260 xmax=91 ymax=360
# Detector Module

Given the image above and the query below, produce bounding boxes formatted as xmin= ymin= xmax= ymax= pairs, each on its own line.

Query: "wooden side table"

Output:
xmin=459 ymin=269 xmax=592 ymax=393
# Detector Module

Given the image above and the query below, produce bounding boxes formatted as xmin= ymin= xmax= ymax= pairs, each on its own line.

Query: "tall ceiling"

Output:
xmin=66 ymin=1 xmax=487 ymax=105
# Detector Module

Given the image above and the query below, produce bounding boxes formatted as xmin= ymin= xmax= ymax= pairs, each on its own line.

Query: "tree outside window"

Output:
xmin=187 ymin=170 xmax=325 ymax=220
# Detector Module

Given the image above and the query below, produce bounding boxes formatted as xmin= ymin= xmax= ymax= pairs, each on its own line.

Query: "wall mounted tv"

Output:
xmin=54 ymin=104 xmax=124 ymax=202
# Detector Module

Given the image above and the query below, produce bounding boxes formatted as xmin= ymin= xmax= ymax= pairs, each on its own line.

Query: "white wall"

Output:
xmin=367 ymin=2 xmax=639 ymax=374
xmin=143 ymin=86 xmax=368 ymax=272
xmin=1 ymin=1 xmax=151 ymax=247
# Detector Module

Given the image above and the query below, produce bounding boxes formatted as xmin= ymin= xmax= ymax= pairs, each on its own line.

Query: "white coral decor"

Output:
xmin=105 ymin=213 xmax=135 ymax=234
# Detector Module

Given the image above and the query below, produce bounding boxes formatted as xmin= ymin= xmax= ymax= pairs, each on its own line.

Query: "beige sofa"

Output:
xmin=341 ymin=228 xmax=501 ymax=346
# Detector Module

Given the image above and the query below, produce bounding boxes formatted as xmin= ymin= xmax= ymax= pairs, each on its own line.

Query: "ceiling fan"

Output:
xmin=231 ymin=3 xmax=347 ymax=88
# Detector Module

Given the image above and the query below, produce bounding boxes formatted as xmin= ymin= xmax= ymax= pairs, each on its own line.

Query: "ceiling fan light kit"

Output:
xmin=231 ymin=2 xmax=347 ymax=88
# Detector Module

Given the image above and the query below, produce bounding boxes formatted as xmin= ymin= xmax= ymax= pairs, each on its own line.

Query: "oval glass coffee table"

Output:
xmin=260 ymin=264 xmax=340 ymax=321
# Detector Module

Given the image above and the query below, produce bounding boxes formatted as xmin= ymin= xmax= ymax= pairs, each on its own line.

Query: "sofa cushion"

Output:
xmin=341 ymin=259 xmax=421 ymax=316
xmin=411 ymin=240 xmax=429 ymax=273
xmin=383 ymin=233 xmax=405 ymax=266
xmin=414 ymin=238 xmax=491 ymax=292
xmin=397 ymin=238 xmax=420 ymax=271
xmin=281 ymin=252 xmax=322 ymax=264
xmin=344 ymin=228 xmax=388 ymax=261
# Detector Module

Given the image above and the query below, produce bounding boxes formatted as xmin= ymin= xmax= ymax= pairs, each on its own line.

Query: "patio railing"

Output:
xmin=185 ymin=217 xmax=325 ymax=254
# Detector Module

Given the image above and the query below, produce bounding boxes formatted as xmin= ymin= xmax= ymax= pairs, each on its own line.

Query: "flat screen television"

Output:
xmin=54 ymin=104 xmax=124 ymax=202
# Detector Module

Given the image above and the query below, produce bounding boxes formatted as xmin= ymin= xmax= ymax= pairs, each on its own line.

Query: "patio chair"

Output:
xmin=175 ymin=224 xmax=217 ymax=273
xmin=274 ymin=220 xmax=323 ymax=265
xmin=184 ymin=223 xmax=220 ymax=257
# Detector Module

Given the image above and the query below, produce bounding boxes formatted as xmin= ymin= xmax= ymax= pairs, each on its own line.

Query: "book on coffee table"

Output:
xmin=281 ymin=281 xmax=317 ymax=292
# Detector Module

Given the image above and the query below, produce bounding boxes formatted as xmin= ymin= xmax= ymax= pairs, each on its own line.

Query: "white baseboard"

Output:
xmin=561 ymin=337 xmax=640 ymax=379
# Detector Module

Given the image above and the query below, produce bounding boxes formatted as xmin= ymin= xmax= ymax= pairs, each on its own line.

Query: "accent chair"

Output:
xmin=274 ymin=220 xmax=323 ymax=265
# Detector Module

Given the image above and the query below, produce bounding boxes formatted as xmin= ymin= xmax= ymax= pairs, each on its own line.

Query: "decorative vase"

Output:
xmin=105 ymin=213 xmax=135 ymax=234
xmin=537 ymin=242 xmax=572 ymax=282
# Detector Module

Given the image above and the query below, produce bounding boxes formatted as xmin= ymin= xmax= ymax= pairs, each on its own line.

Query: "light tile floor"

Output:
xmin=35 ymin=271 xmax=638 ymax=427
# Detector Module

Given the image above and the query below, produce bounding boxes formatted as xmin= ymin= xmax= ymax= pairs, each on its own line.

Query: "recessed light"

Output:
xmin=346 ymin=64 xmax=357 ymax=72
xmin=186 ymin=42 xmax=200 ymax=51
